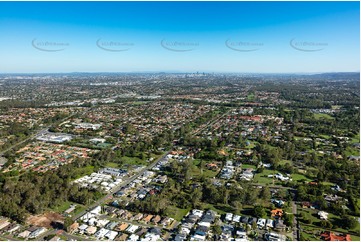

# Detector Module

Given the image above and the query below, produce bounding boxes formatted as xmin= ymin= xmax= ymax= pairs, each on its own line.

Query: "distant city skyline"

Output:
xmin=0 ymin=1 xmax=359 ymax=73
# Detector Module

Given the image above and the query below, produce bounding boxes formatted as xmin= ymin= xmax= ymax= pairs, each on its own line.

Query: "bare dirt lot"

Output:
xmin=27 ymin=212 xmax=64 ymax=228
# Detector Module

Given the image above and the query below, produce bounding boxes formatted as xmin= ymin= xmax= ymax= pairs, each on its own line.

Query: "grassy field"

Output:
xmin=120 ymin=156 xmax=147 ymax=166
xmin=191 ymin=159 xmax=219 ymax=179
xmin=331 ymin=105 xmax=342 ymax=110
xmin=73 ymin=165 xmax=95 ymax=179
xmin=165 ymin=206 xmax=190 ymax=221
xmin=199 ymin=202 xmax=233 ymax=215
xmin=291 ymin=173 xmax=312 ymax=182
xmin=131 ymin=101 xmax=150 ymax=105
xmin=105 ymin=162 xmax=120 ymax=168
xmin=321 ymin=181 xmax=336 ymax=186
xmin=242 ymin=164 xmax=257 ymax=169
xmin=52 ymin=201 xmax=85 ymax=214
xmin=318 ymin=134 xmax=331 ymax=140
xmin=253 ymin=169 xmax=278 ymax=185
xmin=313 ymin=113 xmax=334 ymax=120
xmin=247 ymin=93 xmax=255 ymax=101
xmin=344 ymin=146 xmax=360 ymax=156
xmin=279 ymin=160 xmax=292 ymax=165
xmin=351 ymin=133 xmax=360 ymax=143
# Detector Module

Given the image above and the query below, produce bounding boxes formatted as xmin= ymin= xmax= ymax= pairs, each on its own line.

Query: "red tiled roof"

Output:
xmin=320 ymin=231 xmax=352 ymax=241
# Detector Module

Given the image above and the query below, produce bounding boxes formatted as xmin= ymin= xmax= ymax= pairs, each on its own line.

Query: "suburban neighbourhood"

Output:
xmin=0 ymin=72 xmax=359 ymax=241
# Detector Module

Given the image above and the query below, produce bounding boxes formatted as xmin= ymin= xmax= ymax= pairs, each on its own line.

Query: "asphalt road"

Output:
xmin=291 ymin=201 xmax=300 ymax=241
xmin=36 ymin=229 xmax=94 ymax=241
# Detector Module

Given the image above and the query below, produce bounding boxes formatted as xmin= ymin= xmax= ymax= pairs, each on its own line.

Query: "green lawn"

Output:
xmin=351 ymin=235 xmax=361 ymax=241
xmin=247 ymin=93 xmax=255 ymax=101
xmin=321 ymin=181 xmax=336 ymax=186
xmin=279 ymin=160 xmax=292 ymax=165
xmin=199 ymin=202 xmax=231 ymax=215
xmin=351 ymin=133 xmax=360 ymax=143
xmin=291 ymin=173 xmax=312 ymax=182
xmin=319 ymin=134 xmax=331 ymax=139
xmin=242 ymin=164 xmax=257 ymax=169
xmin=253 ymin=169 xmax=278 ymax=185
xmin=165 ymin=206 xmax=190 ymax=221
xmin=301 ymin=230 xmax=319 ymax=241
xmin=131 ymin=101 xmax=150 ymax=105
xmin=120 ymin=156 xmax=147 ymax=166
xmin=313 ymin=113 xmax=334 ymax=120
xmin=331 ymin=105 xmax=342 ymax=110
xmin=52 ymin=201 xmax=84 ymax=214
xmin=105 ymin=162 xmax=120 ymax=168
xmin=345 ymin=146 xmax=360 ymax=156
xmin=73 ymin=165 xmax=95 ymax=179
xmin=191 ymin=159 xmax=219 ymax=179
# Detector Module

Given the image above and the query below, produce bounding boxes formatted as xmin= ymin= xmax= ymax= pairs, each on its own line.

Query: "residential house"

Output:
xmin=29 ymin=227 xmax=47 ymax=239
xmin=94 ymin=228 xmax=109 ymax=239
xmin=240 ymin=216 xmax=249 ymax=224
xmin=301 ymin=201 xmax=312 ymax=209
xmin=229 ymin=214 xmax=239 ymax=223
xmin=264 ymin=232 xmax=286 ymax=241
xmin=143 ymin=215 xmax=153 ymax=224
xmin=78 ymin=224 xmax=88 ymax=234
xmin=175 ymin=234 xmax=187 ymax=241
xmin=0 ymin=219 xmax=10 ymax=230
xmin=318 ymin=211 xmax=329 ymax=220
xmin=152 ymin=215 xmax=161 ymax=224
xmin=115 ymin=223 xmax=129 ymax=232
xmin=49 ymin=235 xmax=61 ymax=241
xmin=85 ymin=226 xmax=97 ymax=235
xmin=115 ymin=233 xmax=128 ymax=241
xmin=136 ymin=228 xmax=147 ymax=237
xmin=6 ymin=223 xmax=21 ymax=233
xmin=18 ymin=230 xmax=31 ymax=238
xmin=320 ymin=231 xmax=351 ymax=241
xmin=271 ymin=209 xmax=283 ymax=219
xmin=126 ymin=225 xmax=139 ymax=233
xmin=257 ymin=218 xmax=266 ymax=229
xmin=105 ymin=222 xmax=119 ymax=230
xmin=132 ymin=213 xmax=144 ymax=221
xmin=128 ymin=234 xmax=140 ymax=241
xmin=200 ymin=210 xmax=216 ymax=223
xmin=266 ymin=219 xmax=274 ymax=229
xmin=225 ymin=213 xmax=233 ymax=222
xmin=247 ymin=217 xmax=257 ymax=225
xmin=105 ymin=230 xmax=118 ymax=240
xmin=68 ymin=222 xmax=79 ymax=234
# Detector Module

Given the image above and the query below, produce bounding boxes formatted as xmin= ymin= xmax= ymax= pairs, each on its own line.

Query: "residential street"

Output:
xmin=72 ymin=150 xmax=171 ymax=222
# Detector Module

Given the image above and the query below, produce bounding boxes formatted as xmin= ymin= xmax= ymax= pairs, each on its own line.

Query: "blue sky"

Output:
xmin=0 ymin=1 xmax=359 ymax=73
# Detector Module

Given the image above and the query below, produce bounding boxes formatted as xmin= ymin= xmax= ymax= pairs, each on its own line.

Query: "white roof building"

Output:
xmin=128 ymin=234 xmax=140 ymax=241
xmin=126 ymin=225 xmax=139 ymax=233
xmin=257 ymin=218 xmax=266 ymax=229
xmin=105 ymin=230 xmax=118 ymax=240
xmin=94 ymin=228 xmax=109 ymax=239
xmin=225 ymin=213 xmax=233 ymax=222
xmin=233 ymin=215 xmax=241 ymax=223
xmin=318 ymin=211 xmax=329 ymax=220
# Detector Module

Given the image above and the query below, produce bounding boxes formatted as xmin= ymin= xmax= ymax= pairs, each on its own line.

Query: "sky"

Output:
xmin=0 ymin=1 xmax=359 ymax=73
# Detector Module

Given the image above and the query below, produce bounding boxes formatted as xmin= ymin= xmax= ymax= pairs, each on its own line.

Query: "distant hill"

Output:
xmin=307 ymin=72 xmax=360 ymax=80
